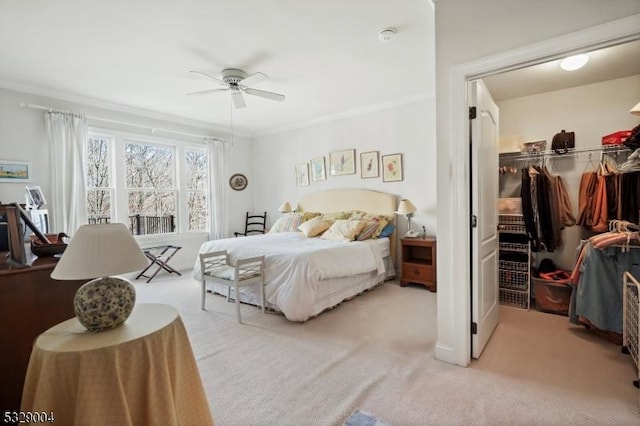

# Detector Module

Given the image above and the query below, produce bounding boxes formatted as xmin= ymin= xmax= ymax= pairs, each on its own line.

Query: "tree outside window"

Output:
xmin=185 ymin=149 xmax=208 ymax=231
xmin=86 ymin=135 xmax=113 ymax=224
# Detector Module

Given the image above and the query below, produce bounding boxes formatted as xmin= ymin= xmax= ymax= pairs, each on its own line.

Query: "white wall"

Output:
xmin=498 ymin=74 xmax=640 ymax=270
xmin=434 ymin=0 xmax=640 ymax=366
xmin=0 ymin=87 xmax=253 ymax=270
xmin=252 ymin=98 xmax=438 ymax=264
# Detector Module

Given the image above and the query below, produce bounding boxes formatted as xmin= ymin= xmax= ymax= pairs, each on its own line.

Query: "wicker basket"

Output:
xmin=30 ymin=233 xmax=68 ymax=257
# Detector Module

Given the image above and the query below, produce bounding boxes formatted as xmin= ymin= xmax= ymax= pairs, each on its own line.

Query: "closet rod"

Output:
xmin=18 ymin=102 xmax=227 ymax=144
xmin=499 ymin=145 xmax=629 ymax=160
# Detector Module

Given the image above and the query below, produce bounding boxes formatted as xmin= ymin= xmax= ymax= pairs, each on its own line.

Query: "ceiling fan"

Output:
xmin=186 ymin=68 xmax=285 ymax=108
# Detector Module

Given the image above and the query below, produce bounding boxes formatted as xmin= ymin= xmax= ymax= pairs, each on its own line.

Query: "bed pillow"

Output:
xmin=356 ymin=221 xmax=379 ymax=241
xmin=297 ymin=216 xmax=331 ymax=237
xmin=269 ymin=213 xmax=304 ymax=233
xmin=319 ymin=211 xmax=352 ymax=221
xmin=378 ymin=223 xmax=395 ymax=238
xmin=301 ymin=211 xmax=321 ymax=222
xmin=348 ymin=211 xmax=392 ymax=238
xmin=320 ymin=220 xmax=367 ymax=242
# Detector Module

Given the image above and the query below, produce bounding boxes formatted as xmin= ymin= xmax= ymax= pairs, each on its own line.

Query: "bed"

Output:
xmin=192 ymin=189 xmax=397 ymax=321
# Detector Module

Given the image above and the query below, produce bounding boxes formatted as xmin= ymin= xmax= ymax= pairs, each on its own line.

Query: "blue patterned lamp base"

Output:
xmin=74 ymin=277 xmax=136 ymax=332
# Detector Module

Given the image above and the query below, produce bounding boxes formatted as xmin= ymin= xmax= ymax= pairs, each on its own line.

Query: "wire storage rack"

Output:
xmin=622 ymin=271 xmax=640 ymax=405
xmin=498 ymin=214 xmax=530 ymax=310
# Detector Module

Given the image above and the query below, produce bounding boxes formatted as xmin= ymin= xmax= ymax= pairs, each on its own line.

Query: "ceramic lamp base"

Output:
xmin=74 ymin=276 xmax=136 ymax=332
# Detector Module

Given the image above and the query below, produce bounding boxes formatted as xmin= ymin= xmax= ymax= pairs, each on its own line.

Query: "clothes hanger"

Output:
xmin=582 ymin=153 xmax=599 ymax=174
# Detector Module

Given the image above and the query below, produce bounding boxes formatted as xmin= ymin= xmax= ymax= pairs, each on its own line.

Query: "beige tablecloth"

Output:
xmin=21 ymin=303 xmax=214 ymax=426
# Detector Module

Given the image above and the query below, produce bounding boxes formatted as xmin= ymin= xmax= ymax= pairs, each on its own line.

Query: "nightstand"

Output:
xmin=400 ymin=237 xmax=437 ymax=291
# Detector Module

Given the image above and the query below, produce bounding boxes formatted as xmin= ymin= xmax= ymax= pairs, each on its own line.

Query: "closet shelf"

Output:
xmin=499 ymin=145 xmax=629 ymax=161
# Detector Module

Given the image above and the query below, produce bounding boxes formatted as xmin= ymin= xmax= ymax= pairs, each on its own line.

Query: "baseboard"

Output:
xmin=435 ymin=341 xmax=467 ymax=366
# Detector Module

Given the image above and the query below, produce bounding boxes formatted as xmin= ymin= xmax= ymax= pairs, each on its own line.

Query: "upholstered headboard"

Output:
xmin=296 ymin=189 xmax=397 ymax=263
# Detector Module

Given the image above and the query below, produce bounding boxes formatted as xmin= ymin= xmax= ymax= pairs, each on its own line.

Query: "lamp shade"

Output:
xmin=52 ymin=223 xmax=149 ymax=280
xmin=278 ymin=201 xmax=293 ymax=213
xmin=631 ymin=101 xmax=640 ymax=116
xmin=396 ymin=199 xmax=417 ymax=216
xmin=51 ymin=223 xmax=149 ymax=332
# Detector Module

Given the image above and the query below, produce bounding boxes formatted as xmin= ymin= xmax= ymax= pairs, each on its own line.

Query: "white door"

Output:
xmin=470 ymin=79 xmax=499 ymax=359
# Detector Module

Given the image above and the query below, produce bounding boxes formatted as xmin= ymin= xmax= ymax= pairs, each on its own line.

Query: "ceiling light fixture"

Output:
xmin=378 ymin=29 xmax=396 ymax=42
xmin=560 ymin=54 xmax=589 ymax=71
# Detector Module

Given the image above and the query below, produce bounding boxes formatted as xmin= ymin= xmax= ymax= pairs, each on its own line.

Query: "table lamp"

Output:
xmin=396 ymin=199 xmax=418 ymax=237
xmin=51 ymin=223 xmax=149 ymax=332
xmin=630 ymin=101 xmax=640 ymax=116
xmin=278 ymin=201 xmax=293 ymax=214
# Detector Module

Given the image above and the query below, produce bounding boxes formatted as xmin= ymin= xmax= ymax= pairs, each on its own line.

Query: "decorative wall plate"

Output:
xmin=229 ymin=173 xmax=248 ymax=191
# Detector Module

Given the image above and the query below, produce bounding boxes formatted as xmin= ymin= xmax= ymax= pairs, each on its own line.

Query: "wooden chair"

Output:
xmin=234 ymin=212 xmax=267 ymax=237
xmin=199 ymin=250 xmax=265 ymax=323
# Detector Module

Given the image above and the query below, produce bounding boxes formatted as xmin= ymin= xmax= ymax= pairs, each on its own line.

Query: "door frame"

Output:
xmin=435 ymin=14 xmax=640 ymax=367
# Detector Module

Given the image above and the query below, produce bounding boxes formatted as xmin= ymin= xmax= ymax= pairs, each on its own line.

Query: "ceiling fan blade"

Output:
xmin=188 ymin=70 xmax=228 ymax=87
xmin=185 ymin=88 xmax=229 ymax=96
xmin=243 ymin=87 xmax=285 ymax=102
xmin=239 ymin=72 xmax=268 ymax=88
xmin=232 ymin=91 xmax=246 ymax=108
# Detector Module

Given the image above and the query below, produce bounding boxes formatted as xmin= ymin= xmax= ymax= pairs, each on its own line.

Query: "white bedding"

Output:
xmin=193 ymin=232 xmax=390 ymax=321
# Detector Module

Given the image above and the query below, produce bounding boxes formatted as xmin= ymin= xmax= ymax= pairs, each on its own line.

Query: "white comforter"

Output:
xmin=192 ymin=232 xmax=386 ymax=321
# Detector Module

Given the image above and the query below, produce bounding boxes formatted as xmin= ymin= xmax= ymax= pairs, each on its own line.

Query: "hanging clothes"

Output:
xmin=577 ymin=171 xmax=598 ymax=228
xmin=520 ymin=165 xmax=571 ymax=252
xmin=556 ymin=176 xmax=576 ymax=228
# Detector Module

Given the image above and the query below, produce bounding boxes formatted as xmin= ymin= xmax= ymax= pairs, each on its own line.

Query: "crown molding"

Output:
xmin=0 ymin=79 xmax=253 ymax=138
xmin=256 ymin=91 xmax=435 ymax=138
xmin=0 ymin=79 xmax=434 ymax=141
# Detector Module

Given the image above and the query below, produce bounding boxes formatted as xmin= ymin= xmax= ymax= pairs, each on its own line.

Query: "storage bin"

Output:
xmin=532 ymin=276 xmax=572 ymax=316
xmin=498 ymin=198 xmax=522 ymax=215
xmin=602 ymin=130 xmax=632 ymax=146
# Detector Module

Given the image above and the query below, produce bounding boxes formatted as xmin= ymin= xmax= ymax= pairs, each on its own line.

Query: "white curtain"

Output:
xmin=46 ymin=111 xmax=88 ymax=236
xmin=207 ymin=139 xmax=229 ymax=239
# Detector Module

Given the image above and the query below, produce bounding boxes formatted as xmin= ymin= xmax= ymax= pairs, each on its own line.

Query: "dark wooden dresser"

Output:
xmin=0 ymin=254 xmax=84 ymax=412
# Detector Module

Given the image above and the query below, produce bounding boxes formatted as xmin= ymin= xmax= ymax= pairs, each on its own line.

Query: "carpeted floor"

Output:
xmin=134 ymin=271 xmax=639 ymax=426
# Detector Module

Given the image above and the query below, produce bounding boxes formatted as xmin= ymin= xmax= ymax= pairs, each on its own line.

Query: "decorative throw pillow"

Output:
xmin=356 ymin=221 xmax=379 ymax=241
xmin=301 ymin=211 xmax=321 ymax=222
xmin=320 ymin=211 xmax=352 ymax=221
xmin=320 ymin=220 xmax=367 ymax=242
xmin=269 ymin=213 xmax=304 ymax=233
xmin=378 ymin=223 xmax=395 ymax=238
xmin=298 ymin=216 xmax=331 ymax=237
xmin=348 ymin=211 xmax=392 ymax=238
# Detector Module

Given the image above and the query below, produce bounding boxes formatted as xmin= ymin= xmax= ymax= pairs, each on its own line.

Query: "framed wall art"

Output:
xmin=229 ymin=173 xmax=248 ymax=191
xmin=0 ymin=160 xmax=32 ymax=183
xmin=382 ymin=153 xmax=403 ymax=182
xmin=360 ymin=151 xmax=379 ymax=178
xmin=329 ymin=149 xmax=356 ymax=176
xmin=310 ymin=156 xmax=326 ymax=182
xmin=295 ymin=163 xmax=309 ymax=186
xmin=26 ymin=185 xmax=47 ymax=208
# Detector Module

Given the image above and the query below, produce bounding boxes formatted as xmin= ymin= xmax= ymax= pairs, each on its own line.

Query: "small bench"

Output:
xmin=199 ymin=250 xmax=265 ymax=323
xmin=136 ymin=245 xmax=182 ymax=283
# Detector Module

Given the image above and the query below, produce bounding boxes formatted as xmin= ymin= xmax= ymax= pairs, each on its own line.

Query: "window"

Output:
xmin=86 ymin=134 xmax=114 ymax=224
xmin=185 ymin=149 xmax=208 ymax=231
xmin=85 ymin=130 xmax=209 ymax=236
xmin=125 ymin=141 xmax=177 ymax=235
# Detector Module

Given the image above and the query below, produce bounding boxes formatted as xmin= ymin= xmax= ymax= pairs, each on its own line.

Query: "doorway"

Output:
xmin=450 ymin=21 xmax=640 ymax=365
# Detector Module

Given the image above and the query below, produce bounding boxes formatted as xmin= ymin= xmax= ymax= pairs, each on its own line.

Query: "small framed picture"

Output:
xmin=229 ymin=173 xmax=248 ymax=191
xmin=382 ymin=153 xmax=403 ymax=182
xmin=360 ymin=151 xmax=379 ymax=178
xmin=26 ymin=185 xmax=47 ymax=208
xmin=310 ymin=157 xmax=326 ymax=182
xmin=329 ymin=149 xmax=356 ymax=176
xmin=296 ymin=163 xmax=309 ymax=186
xmin=0 ymin=160 xmax=32 ymax=183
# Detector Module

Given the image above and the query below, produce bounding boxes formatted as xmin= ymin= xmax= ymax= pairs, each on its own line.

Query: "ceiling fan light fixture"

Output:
xmin=560 ymin=54 xmax=589 ymax=71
